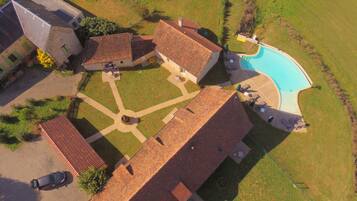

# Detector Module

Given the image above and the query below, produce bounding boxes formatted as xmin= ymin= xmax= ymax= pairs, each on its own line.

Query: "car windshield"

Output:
xmin=37 ymin=174 xmax=55 ymax=186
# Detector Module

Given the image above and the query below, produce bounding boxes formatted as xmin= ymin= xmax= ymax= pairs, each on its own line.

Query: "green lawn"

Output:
xmin=69 ymin=0 xmax=225 ymax=41
xmin=71 ymin=101 xmax=114 ymax=138
xmin=91 ymin=130 xmax=142 ymax=171
xmin=0 ymin=0 xmax=8 ymax=6
xmin=225 ymin=0 xmax=259 ymax=54
xmin=199 ymin=0 xmax=356 ymax=200
xmin=81 ymin=72 xmax=118 ymax=113
xmin=256 ymin=0 xmax=357 ymax=112
xmin=252 ymin=19 xmax=356 ymax=201
xmin=137 ymin=100 xmax=191 ymax=138
xmin=184 ymin=81 xmax=201 ymax=93
xmin=198 ymin=147 xmax=308 ymax=201
xmin=115 ymin=64 xmax=182 ymax=112
xmin=0 ymin=97 xmax=70 ymax=149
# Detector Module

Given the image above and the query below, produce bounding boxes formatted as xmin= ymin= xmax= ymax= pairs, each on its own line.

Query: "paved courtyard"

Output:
xmin=0 ymin=68 xmax=81 ymax=114
xmin=0 ymin=139 xmax=89 ymax=201
xmin=225 ymin=52 xmax=307 ymax=132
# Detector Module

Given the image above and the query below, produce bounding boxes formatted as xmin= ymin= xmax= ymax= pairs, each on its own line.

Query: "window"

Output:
xmin=61 ymin=44 xmax=69 ymax=55
xmin=72 ymin=21 xmax=79 ymax=28
xmin=8 ymin=54 xmax=18 ymax=62
xmin=120 ymin=61 xmax=124 ymax=64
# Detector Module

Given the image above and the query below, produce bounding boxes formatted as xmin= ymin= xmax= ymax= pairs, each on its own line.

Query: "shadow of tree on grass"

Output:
xmin=0 ymin=177 xmax=41 ymax=201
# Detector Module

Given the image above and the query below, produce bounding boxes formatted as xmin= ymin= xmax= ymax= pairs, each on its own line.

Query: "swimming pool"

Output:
xmin=240 ymin=45 xmax=311 ymax=114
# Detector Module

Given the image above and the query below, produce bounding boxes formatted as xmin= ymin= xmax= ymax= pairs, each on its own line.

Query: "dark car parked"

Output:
xmin=31 ymin=172 xmax=67 ymax=190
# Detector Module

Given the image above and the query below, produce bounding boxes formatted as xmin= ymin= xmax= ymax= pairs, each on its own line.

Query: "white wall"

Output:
xmin=47 ymin=27 xmax=82 ymax=66
xmin=156 ymin=51 xmax=221 ymax=84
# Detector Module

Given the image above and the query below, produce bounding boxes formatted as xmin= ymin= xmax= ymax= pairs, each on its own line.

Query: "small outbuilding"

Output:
xmin=39 ymin=115 xmax=106 ymax=176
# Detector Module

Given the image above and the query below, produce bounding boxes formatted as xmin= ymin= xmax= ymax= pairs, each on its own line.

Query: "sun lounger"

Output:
xmin=237 ymin=84 xmax=251 ymax=93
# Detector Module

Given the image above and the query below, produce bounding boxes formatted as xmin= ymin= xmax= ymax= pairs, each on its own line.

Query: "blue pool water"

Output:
xmin=240 ymin=45 xmax=311 ymax=113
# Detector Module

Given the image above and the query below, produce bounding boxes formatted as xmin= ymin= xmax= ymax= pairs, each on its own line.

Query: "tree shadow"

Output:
xmin=142 ymin=10 xmax=171 ymax=23
xmin=90 ymin=137 xmax=124 ymax=174
xmin=198 ymin=28 xmax=219 ymax=44
xmin=221 ymin=0 xmax=233 ymax=45
xmin=0 ymin=177 xmax=41 ymax=201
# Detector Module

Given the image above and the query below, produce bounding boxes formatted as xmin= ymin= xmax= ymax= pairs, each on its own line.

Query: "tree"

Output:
xmin=78 ymin=17 xmax=119 ymax=40
xmin=78 ymin=167 xmax=108 ymax=195
xmin=36 ymin=49 xmax=55 ymax=68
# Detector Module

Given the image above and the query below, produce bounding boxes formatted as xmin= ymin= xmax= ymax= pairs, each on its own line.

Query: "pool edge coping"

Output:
xmin=237 ymin=43 xmax=313 ymax=116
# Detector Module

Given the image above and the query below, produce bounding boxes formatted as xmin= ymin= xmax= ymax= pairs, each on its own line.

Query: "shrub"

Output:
xmin=238 ymin=0 xmax=257 ymax=36
xmin=78 ymin=17 xmax=119 ymax=40
xmin=17 ymin=107 xmax=36 ymax=121
xmin=36 ymin=49 xmax=56 ymax=68
xmin=78 ymin=167 xmax=108 ymax=195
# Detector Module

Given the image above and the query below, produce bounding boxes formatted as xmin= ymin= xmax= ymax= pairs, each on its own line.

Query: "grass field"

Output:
xmin=115 ymin=65 xmax=181 ymax=112
xmin=198 ymin=146 xmax=308 ymax=201
xmin=137 ymin=100 xmax=191 ymax=138
xmin=81 ymin=72 xmax=118 ymax=113
xmin=184 ymin=81 xmax=201 ymax=94
xmin=91 ymin=130 xmax=142 ymax=171
xmin=69 ymin=0 xmax=225 ymax=41
xmin=200 ymin=0 xmax=356 ymax=200
xmin=71 ymin=101 xmax=114 ymax=138
xmin=256 ymin=0 xmax=357 ymax=112
xmin=69 ymin=0 xmax=356 ymax=200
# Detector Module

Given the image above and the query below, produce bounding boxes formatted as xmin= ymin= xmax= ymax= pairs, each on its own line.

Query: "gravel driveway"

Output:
xmin=0 ymin=68 xmax=82 ymax=114
xmin=0 ymin=139 xmax=89 ymax=201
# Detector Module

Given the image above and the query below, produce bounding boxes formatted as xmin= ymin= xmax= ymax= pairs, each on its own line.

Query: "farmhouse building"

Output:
xmin=153 ymin=19 xmax=222 ymax=84
xmin=92 ymin=87 xmax=253 ymax=201
xmin=0 ymin=0 xmax=83 ymax=83
xmin=39 ymin=115 xmax=106 ymax=176
xmin=13 ymin=0 xmax=83 ymax=66
xmin=82 ymin=18 xmax=222 ymax=84
xmin=82 ymin=33 xmax=155 ymax=70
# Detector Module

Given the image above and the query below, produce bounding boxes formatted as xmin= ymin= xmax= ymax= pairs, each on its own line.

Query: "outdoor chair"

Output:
xmin=237 ymin=84 xmax=251 ymax=93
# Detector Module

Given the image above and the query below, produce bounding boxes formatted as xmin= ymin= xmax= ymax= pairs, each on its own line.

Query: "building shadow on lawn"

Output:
xmin=91 ymin=137 xmax=124 ymax=174
xmin=71 ymin=118 xmax=100 ymax=139
xmin=0 ymin=177 xmax=41 ymax=201
xmin=197 ymin=105 xmax=292 ymax=201
xmin=199 ymin=56 xmax=230 ymax=86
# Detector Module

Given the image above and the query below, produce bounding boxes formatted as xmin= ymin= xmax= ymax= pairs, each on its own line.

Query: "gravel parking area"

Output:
xmin=0 ymin=139 xmax=89 ymax=201
xmin=0 ymin=68 xmax=81 ymax=114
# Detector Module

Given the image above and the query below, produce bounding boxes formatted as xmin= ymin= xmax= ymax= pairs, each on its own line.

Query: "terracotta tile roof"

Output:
xmin=82 ymin=33 xmax=133 ymax=65
xmin=40 ymin=116 xmax=106 ymax=176
xmin=92 ymin=87 xmax=253 ymax=201
xmin=153 ymin=20 xmax=222 ymax=77
xmin=131 ymin=35 xmax=155 ymax=61
xmin=171 ymin=182 xmax=192 ymax=201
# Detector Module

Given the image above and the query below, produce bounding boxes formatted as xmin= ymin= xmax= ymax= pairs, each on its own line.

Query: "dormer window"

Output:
xmin=8 ymin=54 xmax=17 ymax=63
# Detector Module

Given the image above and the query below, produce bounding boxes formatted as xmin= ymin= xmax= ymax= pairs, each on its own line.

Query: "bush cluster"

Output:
xmin=238 ymin=0 xmax=256 ymax=36
xmin=78 ymin=167 xmax=108 ymax=195
xmin=36 ymin=49 xmax=56 ymax=69
xmin=77 ymin=17 xmax=119 ymax=41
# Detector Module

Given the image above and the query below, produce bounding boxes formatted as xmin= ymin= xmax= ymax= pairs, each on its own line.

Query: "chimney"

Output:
xmin=178 ymin=17 xmax=183 ymax=27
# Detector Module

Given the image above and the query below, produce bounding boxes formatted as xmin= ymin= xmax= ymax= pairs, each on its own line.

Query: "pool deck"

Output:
xmin=225 ymin=51 xmax=307 ymax=133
